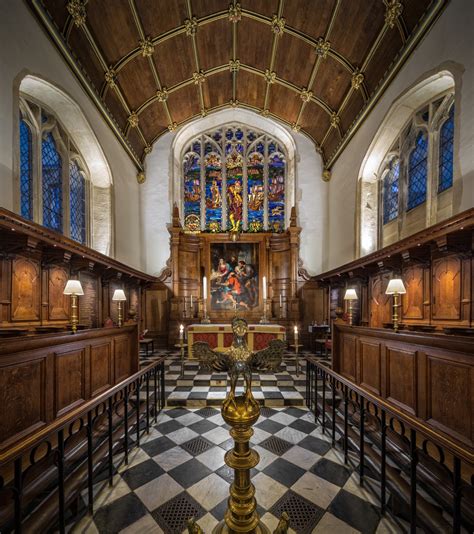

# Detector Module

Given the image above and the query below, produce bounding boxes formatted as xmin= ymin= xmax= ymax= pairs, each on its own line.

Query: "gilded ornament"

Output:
xmin=168 ymin=122 xmax=178 ymax=132
xmin=104 ymin=68 xmax=116 ymax=89
xmin=229 ymin=59 xmax=240 ymax=72
xmin=351 ymin=70 xmax=365 ymax=90
xmin=271 ymin=14 xmax=285 ymax=35
xmin=184 ymin=17 xmax=198 ymax=36
xmin=200 ymin=108 xmax=208 ymax=118
xmin=136 ymin=171 xmax=146 ymax=184
xmin=330 ymin=112 xmax=340 ymax=128
xmin=322 ymin=168 xmax=332 ymax=181
xmin=291 ymin=122 xmax=301 ymax=132
xmin=300 ymin=88 xmax=313 ymax=103
xmin=385 ymin=0 xmax=403 ymax=29
xmin=127 ymin=112 xmax=139 ymax=128
xmin=139 ymin=36 xmax=154 ymax=57
xmin=230 ymin=99 xmax=239 ymax=108
xmin=66 ymin=0 xmax=86 ymax=27
xmin=143 ymin=145 xmax=152 ymax=155
xmin=261 ymin=108 xmax=270 ymax=117
xmin=156 ymin=88 xmax=168 ymax=102
xmin=193 ymin=71 xmax=206 ymax=85
xmin=228 ymin=2 xmax=242 ymax=23
xmin=264 ymin=69 xmax=276 ymax=84
xmin=315 ymin=37 xmax=331 ymax=59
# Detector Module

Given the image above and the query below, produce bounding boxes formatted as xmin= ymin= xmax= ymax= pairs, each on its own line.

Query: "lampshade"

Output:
xmin=63 ymin=280 xmax=84 ymax=296
xmin=386 ymin=279 xmax=406 ymax=295
xmin=344 ymin=289 xmax=358 ymax=301
xmin=112 ymin=289 xmax=127 ymax=301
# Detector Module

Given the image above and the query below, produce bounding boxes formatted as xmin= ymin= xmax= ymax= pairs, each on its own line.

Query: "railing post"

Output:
xmin=154 ymin=367 xmax=158 ymax=422
xmin=108 ymin=397 xmax=113 ymax=485
xmin=410 ymin=428 xmax=417 ymax=533
xmin=124 ymin=386 xmax=129 ymax=464
xmin=331 ymin=377 xmax=336 ymax=446
xmin=322 ymin=370 xmax=326 ymax=434
xmin=160 ymin=361 xmax=166 ymax=409
xmin=136 ymin=378 xmax=141 ymax=446
xmin=13 ymin=457 xmax=23 ymax=534
xmin=305 ymin=361 xmax=310 ymax=409
xmin=57 ymin=429 xmax=66 ymax=534
xmin=381 ymin=410 xmax=386 ymax=515
xmin=359 ymin=396 xmax=365 ymax=486
xmin=343 ymin=386 xmax=348 ymax=465
xmin=87 ymin=411 xmax=94 ymax=514
xmin=146 ymin=372 xmax=150 ymax=433
xmin=452 ymin=456 xmax=461 ymax=533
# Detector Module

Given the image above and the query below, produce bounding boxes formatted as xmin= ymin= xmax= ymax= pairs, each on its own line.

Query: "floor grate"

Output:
xmin=194 ymin=406 xmax=220 ymax=418
xmin=152 ymin=493 xmax=206 ymax=534
xmin=258 ymin=436 xmax=293 ymax=456
xmin=181 ymin=436 xmax=214 ymax=456
xmin=270 ymin=490 xmax=324 ymax=533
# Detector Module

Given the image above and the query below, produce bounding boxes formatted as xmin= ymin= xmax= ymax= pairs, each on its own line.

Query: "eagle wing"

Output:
xmin=192 ymin=342 xmax=230 ymax=373
xmin=248 ymin=339 xmax=286 ymax=372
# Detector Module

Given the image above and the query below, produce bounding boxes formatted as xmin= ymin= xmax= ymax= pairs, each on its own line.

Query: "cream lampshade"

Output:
xmin=112 ymin=289 xmax=127 ymax=327
xmin=63 ymin=279 xmax=84 ymax=334
xmin=386 ymin=278 xmax=406 ymax=332
xmin=343 ymin=289 xmax=358 ymax=326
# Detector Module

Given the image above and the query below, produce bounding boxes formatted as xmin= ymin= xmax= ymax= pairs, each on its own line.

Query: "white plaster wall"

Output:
xmin=142 ymin=109 xmax=327 ymax=277
xmin=0 ymin=1 xmax=142 ymax=269
xmin=327 ymin=0 xmax=474 ymax=270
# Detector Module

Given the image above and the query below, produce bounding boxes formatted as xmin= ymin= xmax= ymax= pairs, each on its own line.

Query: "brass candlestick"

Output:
xmin=201 ymin=298 xmax=211 ymax=324
xmin=259 ymin=298 xmax=269 ymax=324
xmin=386 ymin=279 xmax=406 ymax=333
xmin=70 ymin=294 xmax=79 ymax=334
xmin=63 ymin=279 xmax=84 ymax=334
xmin=344 ymin=289 xmax=358 ymax=327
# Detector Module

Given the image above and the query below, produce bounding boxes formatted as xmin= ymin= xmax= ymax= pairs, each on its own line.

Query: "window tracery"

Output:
xmin=182 ymin=125 xmax=286 ymax=233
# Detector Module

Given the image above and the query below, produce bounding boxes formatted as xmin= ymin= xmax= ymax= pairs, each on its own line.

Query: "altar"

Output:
xmin=187 ymin=323 xmax=286 ymax=358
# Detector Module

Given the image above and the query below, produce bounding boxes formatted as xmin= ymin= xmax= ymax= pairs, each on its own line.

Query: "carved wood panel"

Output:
xmin=48 ymin=266 xmax=69 ymax=321
xmin=145 ymin=288 xmax=169 ymax=334
xmin=114 ymin=336 xmax=131 ymax=383
xmin=90 ymin=342 xmax=112 ymax=396
xmin=402 ymin=265 xmax=424 ymax=320
xmin=359 ymin=340 xmax=381 ymax=395
xmin=11 ymin=257 xmax=40 ymax=321
xmin=79 ymin=272 xmax=100 ymax=328
xmin=341 ymin=334 xmax=357 ymax=382
xmin=432 ymin=256 xmax=461 ymax=320
xmin=386 ymin=347 xmax=417 ymax=415
xmin=369 ymin=273 xmax=391 ymax=328
xmin=54 ymin=349 xmax=86 ymax=417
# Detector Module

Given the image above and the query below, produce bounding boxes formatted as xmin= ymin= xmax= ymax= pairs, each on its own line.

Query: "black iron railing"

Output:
xmin=305 ymin=357 xmax=474 ymax=534
xmin=0 ymin=358 xmax=166 ymax=534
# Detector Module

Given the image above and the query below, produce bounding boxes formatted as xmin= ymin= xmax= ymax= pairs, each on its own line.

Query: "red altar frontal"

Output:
xmin=187 ymin=323 xmax=286 ymax=358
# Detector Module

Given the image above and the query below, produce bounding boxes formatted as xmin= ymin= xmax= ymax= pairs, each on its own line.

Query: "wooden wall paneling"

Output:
xmin=114 ymin=335 xmax=132 ymax=383
xmin=0 ymin=257 xmax=12 ymax=322
xmin=432 ymin=255 xmax=462 ymax=322
xmin=11 ymin=257 xmax=40 ymax=322
xmin=48 ymin=265 xmax=69 ymax=321
xmin=145 ymin=287 xmax=169 ymax=337
xmin=461 ymin=257 xmax=471 ymax=324
xmin=402 ymin=264 xmax=425 ymax=321
xmin=54 ymin=347 xmax=87 ymax=417
xmin=79 ymin=271 xmax=100 ymax=328
xmin=385 ymin=345 xmax=417 ymax=415
xmin=89 ymin=341 xmax=112 ymax=396
xmin=341 ymin=334 xmax=357 ymax=382
xmin=360 ymin=283 xmax=369 ymax=326
xmin=369 ymin=272 xmax=392 ymax=328
xmin=359 ymin=338 xmax=382 ymax=395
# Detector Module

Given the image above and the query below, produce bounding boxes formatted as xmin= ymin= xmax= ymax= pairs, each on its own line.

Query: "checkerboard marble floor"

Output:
xmin=72 ymin=406 xmax=404 ymax=534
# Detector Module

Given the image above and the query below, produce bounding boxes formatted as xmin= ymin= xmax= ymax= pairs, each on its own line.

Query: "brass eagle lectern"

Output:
xmin=192 ymin=317 xmax=289 ymax=534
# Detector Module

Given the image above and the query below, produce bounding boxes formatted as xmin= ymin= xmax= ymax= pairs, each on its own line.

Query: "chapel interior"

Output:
xmin=0 ymin=1 xmax=473 ymax=533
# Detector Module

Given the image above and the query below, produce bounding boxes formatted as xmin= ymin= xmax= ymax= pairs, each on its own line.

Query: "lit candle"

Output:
xmin=279 ymin=294 xmax=282 ymax=307
xmin=179 ymin=324 xmax=184 ymax=340
xmin=294 ymin=325 xmax=298 ymax=343
xmin=262 ymin=276 xmax=267 ymax=300
xmin=203 ymin=276 xmax=207 ymax=298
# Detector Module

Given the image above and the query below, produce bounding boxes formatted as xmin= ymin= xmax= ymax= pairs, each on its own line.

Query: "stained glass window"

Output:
xmin=438 ymin=105 xmax=454 ymax=193
xmin=382 ymin=159 xmax=399 ymax=225
xmin=183 ymin=125 xmax=286 ymax=233
xmin=42 ymin=132 xmax=63 ymax=232
xmin=70 ymin=160 xmax=86 ymax=244
xmin=20 ymin=119 xmax=33 ymax=220
xmin=407 ymin=131 xmax=428 ymax=210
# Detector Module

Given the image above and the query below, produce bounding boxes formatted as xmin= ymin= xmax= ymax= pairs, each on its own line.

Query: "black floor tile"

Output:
xmin=141 ymin=436 xmax=176 ymax=457
xmin=188 ymin=392 xmax=208 ymax=400
xmin=194 ymin=407 xmax=220 ymax=418
xmin=259 ymin=407 xmax=279 ymax=418
xmin=255 ymin=419 xmax=285 ymax=434
xmin=120 ymin=458 xmax=165 ymax=490
xmin=298 ymin=435 xmax=331 ymax=456
xmin=188 ymin=419 xmax=219 ymax=434
xmin=93 ymin=493 xmax=148 ymax=533
xmin=157 ymin=419 xmax=184 ymax=434
xmin=283 ymin=407 xmax=308 ymax=418
xmin=165 ymin=407 xmax=190 ymax=418
xmin=328 ymin=489 xmax=381 ymax=534
xmin=289 ymin=418 xmax=317 ymax=435
xmin=210 ymin=498 xmax=228 ymax=521
xmin=311 ymin=458 xmax=352 ymax=487
xmin=219 ymin=438 xmax=235 ymax=451
xmin=216 ymin=464 xmax=234 ymax=484
xmin=168 ymin=458 xmax=212 ymax=488
xmin=263 ymin=458 xmax=305 ymax=487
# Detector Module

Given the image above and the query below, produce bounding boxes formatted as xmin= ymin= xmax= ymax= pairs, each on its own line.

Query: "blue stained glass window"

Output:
xmin=407 ymin=131 xmax=428 ymax=210
xmin=69 ymin=160 xmax=86 ymax=244
xmin=235 ymin=128 xmax=243 ymax=140
xmin=20 ymin=119 xmax=33 ymax=220
xmin=438 ymin=106 xmax=454 ymax=193
xmin=383 ymin=160 xmax=399 ymax=225
xmin=42 ymin=132 xmax=63 ymax=232
xmin=268 ymin=153 xmax=285 ymax=232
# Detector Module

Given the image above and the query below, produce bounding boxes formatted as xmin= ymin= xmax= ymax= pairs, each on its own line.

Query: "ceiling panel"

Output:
xmin=203 ymin=71 xmax=233 ymax=110
xmin=154 ymin=33 xmax=195 ymax=88
xmin=268 ymin=84 xmax=300 ymax=125
xmin=273 ymin=33 xmax=314 ymax=90
xmin=314 ymin=57 xmax=352 ymax=111
xmin=197 ymin=18 xmax=233 ymax=72
xmin=238 ymin=17 xmax=273 ymax=73
xmin=135 ymin=0 xmax=187 ymax=37
xmin=300 ymin=102 xmax=330 ymax=143
xmin=340 ymin=91 xmax=365 ymax=133
xmin=168 ymin=84 xmax=201 ymax=124
xmin=237 ymin=70 xmax=266 ymax=110
xmin=119 ymin=55 xmax=156 ymax=111
xmin=282 ymin=0 xmax=337 ymax=41
xmin=139 ymin=101 xmax=169 ymax=141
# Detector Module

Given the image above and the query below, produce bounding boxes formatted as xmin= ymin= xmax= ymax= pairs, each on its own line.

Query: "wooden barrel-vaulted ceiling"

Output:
xmin=28 ymin=0 xmax=446 ymax=171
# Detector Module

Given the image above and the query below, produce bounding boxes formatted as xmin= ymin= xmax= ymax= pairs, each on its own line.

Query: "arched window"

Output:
xmin=407 ymin=131 xmax=428 ymax=210
xmin=19 ymin=118 xmax=33 ymax=220
xmin=438 ymin=104 xmax=454 ymax=193
xmin=382 ymin=158 xmax=399 ymax=224
xmin=18 ymin=97 xmax=90 ymax=244
xmin=182 ymin=124 xmax=286 ymax=233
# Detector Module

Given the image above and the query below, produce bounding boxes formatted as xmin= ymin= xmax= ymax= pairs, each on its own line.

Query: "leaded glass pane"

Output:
xmin=183 ymin=151 xmax=201 ymax=231
xmin=383 ymin=160 xmax=399 ymax=225
xmin=42 ymin=132 xmax=63 ymax=232
xmin=226 ymin=149 xmax=243 ymax=232
xmin=407 ymin=131 xmax=428 ymax=210
xmin=247 ymin=152 xmax=264 ymax=232
xmin=69 ymin=160 xmax=86 ymax=244
xmin=20 ymin=119 xmax=33 ymax=220
xmin=268 ymin=153 xmax=285 ymax=232
xmin=438 ymin=106 xmax=454 ymax=193
xmin=205 ymin=153 xmax=222 ymax=231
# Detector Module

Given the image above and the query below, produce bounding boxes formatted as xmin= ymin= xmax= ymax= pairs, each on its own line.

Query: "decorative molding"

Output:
xmin=385 ymin=0 xmax=403 ymax=29
xmin=300 ymin=88 xmax=313 ymax=103
xmin=322 ymin=169 xmax=331 ymax=182
xmin=184 ymin=17 xmax=198 ymax=36
xmin=168 ymin=122 xmax=178 ymax=131
xmin=264 ymin=69 xmax=276 ymax=84
xmin=200 ymin=108 xmax=208 ymax=117
xmin=314 ymin=37 xmax=331 ymax=59
xmin=139 ymin=36 xmax=154 ymax=57
xmin=228 ymin=3 xmax=242 ymax=23
xmin=105 ymin=68 xmax=116 ymax=88
xmin=229 ymin=59 xmax=241 ymax=72
xmin=143 ymin=144 xmax=152 ymax=155
xmin=230 ymin=99 xmax=239 ymax=108
xmin=66 ymin=0 xmax=86 ymax=27
xmin=128 ymin=112 xmax=139 ymax=128
xmin=193 ymin=70 xmax=206 ymax=85
xmin=261 ymin=109 xmax=270 ymax=117
xmin=330 ymin=112 xmax=340 ymax=128
xmin=291 ymin=122 xmax=300 ymax=132
xmin=271 ymin=15 xmax=285 ymax=35
xmin=137 ymin=171 xmax=146 ymax=184
xmin=351 ymin=70 xmax=365 ymax=90
xmin=156 ymin=88 xmax=168 ymax=102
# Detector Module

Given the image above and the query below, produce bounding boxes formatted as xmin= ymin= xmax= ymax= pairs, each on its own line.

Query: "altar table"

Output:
xmin=187 ymin=323 xmax=286 ymax=358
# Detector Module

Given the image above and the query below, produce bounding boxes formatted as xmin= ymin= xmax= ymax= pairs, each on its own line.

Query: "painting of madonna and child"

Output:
xmin=210 ymin=243 xmax=259 ymax=311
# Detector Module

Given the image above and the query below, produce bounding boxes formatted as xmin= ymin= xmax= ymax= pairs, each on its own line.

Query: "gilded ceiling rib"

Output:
xmin=186 ymin=0 xmax=206 ymax=115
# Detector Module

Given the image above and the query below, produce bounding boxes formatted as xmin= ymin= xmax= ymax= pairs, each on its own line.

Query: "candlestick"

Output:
xmin=262 ymin=276 xmax=267 ymax=300
xmin=179 ymin=324 xmax=184 ymax=340
xmin=294 ymin=325 xmax=300 ymax=376
xmin=203 ymin=276 xmax=207 ymax=298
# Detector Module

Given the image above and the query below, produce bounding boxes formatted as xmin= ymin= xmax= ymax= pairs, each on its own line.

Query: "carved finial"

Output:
xmin=228 ymin=2 xmax=242 ymax=23
xmin=137 ymin=171 xmax=146 ymax=184
xmin=351 ymin=69 xmax=365 ymax=90
xmin=67 ymin=0 xmax=86 ymax=27
xmin=290 ymin=206 xmax=297 ymax=227
xmin=264 ymin=69 xmax=276 ymax=84
xmin=315 ymin=37 xmax=331 ymax=58
xmin=300 ymin=88 xmax=313 ymax=103
xmin=172 ymin=202 xmax=181 ymax=227
xmin=128 ymin=112 xmax=139 ymax=128
xmin=385 ymin=0 xmax=403 ymax=29
xmin=105 ymin=68 xmax=116 ymax=88
xmin=330 ymin=112 xmax=340 ymax=128
xmin=229 ymin=59 xmax=241 ymax=72
xmin=193 ymin=70 xmax=206 ymax=85
xmin=184 ymin=17 xmax=198 ymax=36
xmin=168 ymin=122 xmax=178 ymax=132
xmin=139 ymin=36 xmax=154 ymax=57
xmin=271 ymin=14 xmax=285 ymax=35
xmin=156 ymin=88 xmax=168 ymax=102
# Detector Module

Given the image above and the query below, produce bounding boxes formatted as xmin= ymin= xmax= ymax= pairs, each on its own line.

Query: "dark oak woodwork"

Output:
xmin=0 ymin=326 xmax=139 ymax=453
xmin=333 ymin=324 xmax=474 ymax=452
